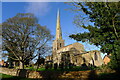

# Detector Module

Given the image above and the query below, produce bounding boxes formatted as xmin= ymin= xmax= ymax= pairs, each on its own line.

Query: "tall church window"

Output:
xmin=76 ymin=58 xmax=77 ymax=63
xmin=60 ymin=43 xmax=62 ymax=47
xmin=83 ymin=58 xmax=86 ymax=63
xmin=94 ymin=52 xmax=98 ymax=60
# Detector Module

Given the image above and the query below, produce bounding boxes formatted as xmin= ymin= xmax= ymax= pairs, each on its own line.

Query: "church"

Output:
xmin=45 ymin=10 xmax=104 ymax=67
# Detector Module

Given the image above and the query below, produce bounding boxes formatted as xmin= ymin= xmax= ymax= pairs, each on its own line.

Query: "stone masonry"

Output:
xmin=45 ymin=9 xmax=104 ymax=67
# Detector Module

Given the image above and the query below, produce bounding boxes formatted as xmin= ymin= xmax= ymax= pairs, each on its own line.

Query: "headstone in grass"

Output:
xmin=49 ymin=63 xmax=52 ymax=69
xmin=81 ymin=63 xmax=89 ymax=70
xmin=64 ymin=62 xmax=69 ymax=69
xmin=69 ymin=63 xmax=73 ymax=69
xmin=59 ymin=63 xmax=64 ymax=69
xmin=54 ymin=63 xmax=58 ymax=69
xmin=45 ymin=63 xmax=49 ymax=69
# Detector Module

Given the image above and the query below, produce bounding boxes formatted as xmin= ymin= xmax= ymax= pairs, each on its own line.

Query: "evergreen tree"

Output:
xmin=69 ymin=2 xmax=120 ymax=71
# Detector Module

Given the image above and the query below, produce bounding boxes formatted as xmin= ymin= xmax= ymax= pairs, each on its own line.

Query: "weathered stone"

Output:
xmin=1 ymin=67 xmax=115 ymax=79
xmin=45 ymin=9 xmax=104 ymax=67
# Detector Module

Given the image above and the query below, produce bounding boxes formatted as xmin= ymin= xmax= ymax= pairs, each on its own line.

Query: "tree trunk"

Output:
xmin=19 ymin=61 xmax=24 ymax=69
xmin=37 ymin=53 xmax=41 ymax=69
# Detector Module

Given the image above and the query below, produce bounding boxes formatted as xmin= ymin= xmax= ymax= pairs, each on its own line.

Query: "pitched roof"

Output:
xmin=57 ymin=42 xmax=83 ymax=51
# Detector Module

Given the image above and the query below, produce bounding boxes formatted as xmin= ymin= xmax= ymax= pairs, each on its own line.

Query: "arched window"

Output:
xmin=60 ymin=43 xmax=62 ymax=47
xmin=94 ymin=52 xmax=98 ymax=60
xmin=76 ymin=58 xmax=77 ymax=63
xmin=83 ymin=57 xmax=86 ymax=63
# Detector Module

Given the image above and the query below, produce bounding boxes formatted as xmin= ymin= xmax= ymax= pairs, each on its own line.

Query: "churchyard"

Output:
xmin=0 ymin=62 xmax=119 ymax=80
xmin=1 ymin=1 xmax=120 ymax=80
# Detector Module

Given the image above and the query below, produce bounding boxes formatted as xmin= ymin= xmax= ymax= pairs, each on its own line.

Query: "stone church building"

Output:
xmin=45 ymin=10 xmax=104 ymax=67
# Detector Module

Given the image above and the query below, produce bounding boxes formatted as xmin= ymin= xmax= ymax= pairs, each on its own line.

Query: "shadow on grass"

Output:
xmin=88 ymin=70 xmax=98 ymax=80
xmin=97 ymin=72 xmax=120 ymax=80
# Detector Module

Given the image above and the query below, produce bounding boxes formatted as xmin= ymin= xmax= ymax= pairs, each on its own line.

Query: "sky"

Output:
xmin=2 ymin=2 xmax=106 ymax=58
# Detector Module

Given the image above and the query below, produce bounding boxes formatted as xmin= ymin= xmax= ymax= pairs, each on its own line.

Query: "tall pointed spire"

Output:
xmin=56 ymin=9 xmax=62 ymax=40
xmin=53 ymin=9 xmax=64 ymax=52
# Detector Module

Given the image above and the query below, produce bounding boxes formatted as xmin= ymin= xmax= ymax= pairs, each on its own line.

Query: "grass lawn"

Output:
xmin=0 ymin=73 xmax=39 ymax=80
xmin=27 ymin=66 xmax=95 ymax=71
xmin=0 ymin=72 xmax=120 ymax=80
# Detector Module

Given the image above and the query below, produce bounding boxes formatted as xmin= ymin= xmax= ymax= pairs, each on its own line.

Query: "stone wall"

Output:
xmin=82 ymin=50 xmax=104 ymax=66
xmin=1 ymin=67 xmax=114 ymax=79
xmin=0 ymin=67 xmax=42 ymax=78
xmin=0 ymin=68 xmax=98 ymax=79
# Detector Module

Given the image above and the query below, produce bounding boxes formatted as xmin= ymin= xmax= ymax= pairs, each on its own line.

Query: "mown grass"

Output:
xmin=27 ymin=66 xmax=95 ymax=71
xmin=0 ymin=73 xmax=40 ymax=80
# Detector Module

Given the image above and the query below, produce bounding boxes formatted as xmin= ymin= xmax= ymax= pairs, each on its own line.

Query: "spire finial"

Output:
xmin=56 ymin=9 xmax=62 ymax=40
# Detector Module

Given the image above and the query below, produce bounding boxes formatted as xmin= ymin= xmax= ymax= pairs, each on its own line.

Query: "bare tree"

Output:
xmin=2 ymin=13 xmax=53 ymax=69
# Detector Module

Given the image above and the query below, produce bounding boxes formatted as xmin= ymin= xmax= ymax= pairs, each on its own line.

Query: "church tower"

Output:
xmin=53 ymin=9 xmax=64 ymax=52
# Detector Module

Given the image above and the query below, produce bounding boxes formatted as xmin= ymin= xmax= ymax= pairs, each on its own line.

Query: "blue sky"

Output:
xmin=2 ymin=2 xmax=106 ymax=58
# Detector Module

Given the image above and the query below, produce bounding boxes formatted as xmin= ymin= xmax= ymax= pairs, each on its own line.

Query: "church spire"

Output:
xmin=56 ymin=9 xmax=62 ymax=40
xmin=52 ymin=9 xmax=64 ymax=51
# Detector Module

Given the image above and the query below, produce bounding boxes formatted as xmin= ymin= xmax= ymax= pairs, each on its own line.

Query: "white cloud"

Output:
xmin=25 ymin=2 xmax=50 ymax=17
